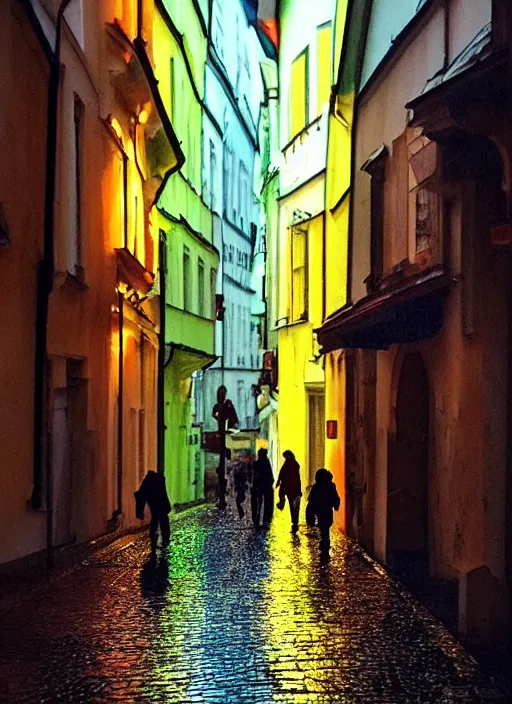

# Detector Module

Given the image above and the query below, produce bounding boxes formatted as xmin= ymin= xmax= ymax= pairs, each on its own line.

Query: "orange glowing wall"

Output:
xmin=0 ymin=3 xmax=49 ymax=564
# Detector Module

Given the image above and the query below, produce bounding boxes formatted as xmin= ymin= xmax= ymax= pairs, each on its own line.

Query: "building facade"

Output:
xmin=200 ymin=0 xmax=266 ymax=460
xmin=275 ymin=0 xmax=335 ymax=493
xmin=152 ymin=0 xmax=219 ymax=507
xmin=0 ymin=0 xmax=50 ymax=566
xmin=318 ymin=0 xmax=512 ymax=662
xmin=0 ymin=0 xmax=182 ymax=568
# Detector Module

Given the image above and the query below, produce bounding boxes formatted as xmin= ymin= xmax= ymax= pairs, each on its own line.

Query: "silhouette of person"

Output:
xmin=276 ymin=450 xmax=302 ymax=533
xmin=251 ymin=448 xmax=274 ymax=529
xmin=233 ymin=452 xmax=251 ymax=519
xmin=135 ymin=470 xmax=171 ymax=552
xmin=306 ymin=468 xmax=340 ymax=558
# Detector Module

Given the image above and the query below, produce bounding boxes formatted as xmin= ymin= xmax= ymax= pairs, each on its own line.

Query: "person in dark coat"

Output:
xmin=135 ymin=470 xmax=171 ymax=552
xmin=233 ymin=454 xmax=250 ymax=519
xmin=306 ymin=468 xmax=340 ymax=556
xmin=276 ymin=450 xmax=302 ymax=533
xmin=251 ymin=448 xmax=275 ymax=529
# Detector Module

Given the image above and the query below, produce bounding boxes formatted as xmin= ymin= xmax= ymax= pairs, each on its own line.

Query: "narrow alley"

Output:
xmin=0 ymin=506 xmax=506 ymax=703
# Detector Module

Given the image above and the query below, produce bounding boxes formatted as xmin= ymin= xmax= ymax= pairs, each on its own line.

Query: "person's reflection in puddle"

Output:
xmin=140 ymin=554 xmax=170 ymax=601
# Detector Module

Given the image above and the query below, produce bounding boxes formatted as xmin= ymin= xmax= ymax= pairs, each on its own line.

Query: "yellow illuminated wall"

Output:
xmin=321 ymin=0 xmax=351 ymax=530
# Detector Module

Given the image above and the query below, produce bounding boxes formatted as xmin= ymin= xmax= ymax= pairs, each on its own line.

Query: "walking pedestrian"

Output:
xmin=276 ymin=450 xmax=302 ymax=533
xmin=306 ymin=468 xmax=340 ymax=558
xmin=135 ymin=470 xmax=171 ymax=553
xmin=233 ymin=453 xmax=250 ymax=519
xmin=251 ymin=448 xmax=274 ymax=530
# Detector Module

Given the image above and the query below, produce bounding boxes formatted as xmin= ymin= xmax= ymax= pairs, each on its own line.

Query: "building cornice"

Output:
xmin=158 ymin=206 xmax=220 ymax=257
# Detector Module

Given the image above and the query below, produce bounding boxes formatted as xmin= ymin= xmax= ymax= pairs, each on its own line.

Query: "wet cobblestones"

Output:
xmin=0 ymin=504 xmax=507 ymax=703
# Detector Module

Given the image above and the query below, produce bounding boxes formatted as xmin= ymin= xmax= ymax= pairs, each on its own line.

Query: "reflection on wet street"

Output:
xmin=0 ymin=505 xmax=506 ymax=703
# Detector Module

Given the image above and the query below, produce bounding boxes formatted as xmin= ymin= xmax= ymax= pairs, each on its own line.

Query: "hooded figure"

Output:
xmin=276 ymin=450 xmax=301 ymax=532
xmin=306 ymin=468 xmax=340 ymax=556
xmin=135 ymin=470 xmax=171 ymax=552
xmin=251 ymin=448 xmax=275 ymax=529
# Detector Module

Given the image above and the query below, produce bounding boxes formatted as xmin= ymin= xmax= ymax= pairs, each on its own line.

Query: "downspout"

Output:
xmin=31 ymin=0 xmax=76 ymax=569
xmin=117 ymin=289 xmax=124 ymax=513
xmin=158 ymin=231 xmax=167 ymax=475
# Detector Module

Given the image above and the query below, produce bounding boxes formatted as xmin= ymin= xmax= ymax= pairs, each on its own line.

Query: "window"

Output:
xmin=361 ymin=144 xmax=388 ymax=292
xmin=198 ymin=258 xmax=205 ymax=317
xmin=232 ymin=157 xmax=238 ymax=223
xmin=73 ymin=94 xmax=84 ymax=279
xmin=209 ymin=140 xmax=217 ymax=210
xmin=134 ymin=195 xmax=139 ymax=260
xmin=239 ymin=163 xmax=250 ymax=231
xmin=289 ymin=48 xmax=309 ymax=138
xmin=212 ymin=2 xmax=224 ymax=63
xmin=291 ymin=225 xmax=308 ymax=321
xmin=223 ymin=143 xmax=233 ymax=215
xmin=169 ymin=57 xmax=175 ymax=122
xmin=183 ymin=245 xmax=191 ymax=311
xmin=210 ymin=268 xmax=217 ymax=319
xmin=317 ymin=23 xmax=332 ymax=114
xmin=408 ymin=132 xmax=439 ymax=266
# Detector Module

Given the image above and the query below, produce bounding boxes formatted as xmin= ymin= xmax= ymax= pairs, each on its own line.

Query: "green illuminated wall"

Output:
xmin=152 ymin=0 xmax=219 ymax=506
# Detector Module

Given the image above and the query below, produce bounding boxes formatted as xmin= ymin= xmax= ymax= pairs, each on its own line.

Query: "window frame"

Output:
xmin=183 ymin=244 xmax=191 ymax=312
xmin=289 ymin=46 xmax=310 ymax=140
xmin=198 ymin=257 xmax=205 ymax=317
xmin=290 ymin=224 xmax=309 ymax=322
xmin=316 ymin=21 xmax=333 ymax=116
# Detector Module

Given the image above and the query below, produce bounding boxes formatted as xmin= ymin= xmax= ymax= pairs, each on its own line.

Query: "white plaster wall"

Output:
xmin=360 ymin=0 xmax=423 ymax=89
xmin=279 ymin=0 xmax=336 ymax=148
xmin=448 ymin=0 xmax=491 ymax=63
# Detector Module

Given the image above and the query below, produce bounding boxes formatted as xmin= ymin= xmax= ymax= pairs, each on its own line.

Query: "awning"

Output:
xmin=165 ymin=343 xmax=217 ymax=380
xmin=316 ymin=268 xmax=452 ymax=352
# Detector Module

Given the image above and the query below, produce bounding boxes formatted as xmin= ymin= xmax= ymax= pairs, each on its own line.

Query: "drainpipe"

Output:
xmin=158 ymin=231 xmax=167 ymax=475
xmin=31 ymin=0 xmax=76 ymax=569
xmin=117 ymin=289 xmax=124 ymax=513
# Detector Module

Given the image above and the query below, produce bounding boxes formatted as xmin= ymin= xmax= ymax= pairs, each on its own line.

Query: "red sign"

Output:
xmin=326 ymin=420 xmax=338 ymax=439
xmin=491 ymin=224 xmax=512 ymax=245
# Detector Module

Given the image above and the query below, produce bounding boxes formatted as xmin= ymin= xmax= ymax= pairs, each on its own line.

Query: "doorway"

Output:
xmin=387 ymin=352 xmax=429 ymax=580
xmin=52 ymin=389 xmax=73 ymax=547
xmin=307 ymin=391 xmax=325 ymax=489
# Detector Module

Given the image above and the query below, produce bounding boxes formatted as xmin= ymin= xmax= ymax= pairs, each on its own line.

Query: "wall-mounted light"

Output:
xmin=111 ymin=304 xmax=120 ymax=314
xmin=116 ymin=281 xmax=129 ymax=295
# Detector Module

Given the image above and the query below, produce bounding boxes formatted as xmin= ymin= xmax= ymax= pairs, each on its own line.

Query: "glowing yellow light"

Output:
xmin=109 ymin=116 xmax=124 ymax=142
xmin=138 ymin=108 xmax=149 ymax=125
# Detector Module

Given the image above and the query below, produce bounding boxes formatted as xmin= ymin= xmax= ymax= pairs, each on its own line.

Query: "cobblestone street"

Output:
xmin=0 ymin=504 xmax=507 ymax=703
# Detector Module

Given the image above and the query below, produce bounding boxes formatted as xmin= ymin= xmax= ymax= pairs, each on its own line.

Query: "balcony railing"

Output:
xmin=280 ymin=111 xmax=329 ymax=198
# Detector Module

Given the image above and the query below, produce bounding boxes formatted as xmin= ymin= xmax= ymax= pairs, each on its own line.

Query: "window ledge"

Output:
xmin=274 ymin=317 xmax=309 ymax=331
